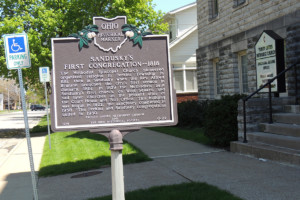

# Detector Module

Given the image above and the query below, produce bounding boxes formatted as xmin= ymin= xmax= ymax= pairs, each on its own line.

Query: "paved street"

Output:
xmin=0 ymin=110 xmax=47 ymax=130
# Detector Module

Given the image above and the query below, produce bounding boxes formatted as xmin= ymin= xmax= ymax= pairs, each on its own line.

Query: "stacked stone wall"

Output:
xmin=237 ymin=97 xmax=296 ymax=138
xmin=197 ymin=10 xmax=300 ymax=99
xmin=196 ymin=1 xmax=300 ymax=136
xmin=197 ymin=52 xmax=212 ymax=100
xmin=197 ymin=0 xmax=300 ymax=48
xmin=286 ymin=23 xmax=300 ymax=100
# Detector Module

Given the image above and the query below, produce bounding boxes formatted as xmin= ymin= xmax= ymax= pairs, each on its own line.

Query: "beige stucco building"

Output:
xmin=164 ymin=2 xmax=199 ymax=102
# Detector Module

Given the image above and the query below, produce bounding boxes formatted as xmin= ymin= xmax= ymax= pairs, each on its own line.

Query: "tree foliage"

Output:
xmin=0 ymin=0 xmax=168 ymax=89
xmin=26 ymin=84 xmax=48 ymax=105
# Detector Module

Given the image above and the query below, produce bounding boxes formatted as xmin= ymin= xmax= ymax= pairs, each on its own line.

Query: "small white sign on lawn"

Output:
xmin=39 ymin=67 xmax=50 ymax=82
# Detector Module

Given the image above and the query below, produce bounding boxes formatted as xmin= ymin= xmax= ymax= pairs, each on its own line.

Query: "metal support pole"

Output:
xmin=19 ymin=93 xmax=21 ymax=110
xmin=268 ymin=84 xmax=273 ymax=124
xmin=243 ymin=100 xmax=247 ymax=143
xmin=44 ymin=83 xmax=51 ymax=149
xmin=109 ymin=130 xmax=125 ymax=200
xmin=18 ymin=69 xmax=39 ymax=200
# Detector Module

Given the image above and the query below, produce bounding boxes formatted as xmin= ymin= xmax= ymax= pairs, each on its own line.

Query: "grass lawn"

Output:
xmin=148 ymin=126 xmax=211 ymax=145
xmin=89 ymin=182 xmax=243 ymax=200
xmin=39 ymin=130 xmax=151 ymax=177
xmin=30 ymin=115 xmax=50 ymax=133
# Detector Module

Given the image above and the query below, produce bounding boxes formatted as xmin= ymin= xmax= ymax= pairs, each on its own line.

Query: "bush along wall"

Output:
xmin=203 ymin=94 xmax=244 ymax=147
xmin=177 ymin=100 xmax=208 ymax=127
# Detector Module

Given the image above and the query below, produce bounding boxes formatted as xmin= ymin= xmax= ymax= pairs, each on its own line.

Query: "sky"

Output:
xmin=152 ymin=0 xmax=196 ymax=13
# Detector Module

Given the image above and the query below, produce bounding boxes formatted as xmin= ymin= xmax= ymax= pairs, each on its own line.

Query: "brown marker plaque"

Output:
xmin=51 ymin=16 xmax=177 ymax=132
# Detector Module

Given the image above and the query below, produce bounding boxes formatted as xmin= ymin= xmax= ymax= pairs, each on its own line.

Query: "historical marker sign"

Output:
xmin=255 ymin=30 xmax=285 ymax=93
xmin=3 ymin=33 xmax=31 ymax=70
xmin=51 ymin=16 xmax=177 ymax=132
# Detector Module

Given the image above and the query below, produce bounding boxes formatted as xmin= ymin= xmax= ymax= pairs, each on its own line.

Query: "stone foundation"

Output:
xmin=237 ymin=97 xmax=296 ymax=138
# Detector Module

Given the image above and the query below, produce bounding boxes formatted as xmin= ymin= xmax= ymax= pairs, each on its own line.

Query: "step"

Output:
xmin=247 ymin=132 xmax=300 ymax=150
xmin=284 ymin=105 xmax=300 ymax=114
xmin=259 ymin=123 xmax=300 ymax=137
xmin=230 ymin=141 xmax=300 ymax=166
xmin=273 ymin=113 xmax=300 ymax=125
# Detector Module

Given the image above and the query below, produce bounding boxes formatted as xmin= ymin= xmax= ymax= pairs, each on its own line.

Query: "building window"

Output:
xmin=168 ymin=19 xmax=177 ymax=41
xmin=238 ymin=51 xmax=249 ymax=93
xmin=169 ymin=31 xmax=173 ymax=40
xmin=213 ymin=58 xmax=221 ymax=96
xmin=209 ymin=0 xmax=219 ymax=19
xmin=173 ymin=63 xmax=198 ymax=93
xmin=233 ymin=0 xmax=246 ymax=7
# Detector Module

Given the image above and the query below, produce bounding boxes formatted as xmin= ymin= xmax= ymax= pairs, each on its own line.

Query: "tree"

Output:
xmin=0 ymin=78 xmax=20 ymax=109
xmin=26 ymin=85 xmax=47 ymax=105
xmin=0 ymin=0 xmax=168 ymax=89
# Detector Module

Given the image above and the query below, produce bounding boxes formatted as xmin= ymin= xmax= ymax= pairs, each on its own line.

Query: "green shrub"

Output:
xmin=177 ymin=100 xmax=208 ymax=127
xmin=203 ymin=94 xmax=244 ymax=147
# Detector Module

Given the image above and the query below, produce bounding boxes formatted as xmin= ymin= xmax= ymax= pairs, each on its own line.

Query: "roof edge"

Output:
xmin=167 ymin=2 xmax=196 ymax=15
xmin=170 ymin=25 xmax=197 ymax=49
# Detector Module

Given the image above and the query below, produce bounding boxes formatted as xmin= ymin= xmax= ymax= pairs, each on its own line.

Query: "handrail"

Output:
xmin=242 ymin=62 xmax=299 ymax=143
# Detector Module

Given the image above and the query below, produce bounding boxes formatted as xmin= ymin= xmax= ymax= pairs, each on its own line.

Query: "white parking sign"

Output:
xmin=3 ymin=33 xmax=31 ymax=69
xmin=39 ymin=67 xmax=50 ymax=82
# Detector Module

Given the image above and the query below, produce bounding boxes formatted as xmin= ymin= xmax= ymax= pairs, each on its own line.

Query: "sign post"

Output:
xmin=18 ymin=68 xmax=39 ymax=200
xmin=39 ymin=66 xmax=51 ymax=149
xmin=50 ymin=16 xmax=178 ymax=200
xmin=3 ymin=33 xmax=39 ymax=200
xmin=109 ymin=130 xmax=125 ymax=200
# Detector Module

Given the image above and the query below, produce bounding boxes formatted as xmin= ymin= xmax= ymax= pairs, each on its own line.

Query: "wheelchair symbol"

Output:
xmin=11 ymin=39 xmax=23 ymax=52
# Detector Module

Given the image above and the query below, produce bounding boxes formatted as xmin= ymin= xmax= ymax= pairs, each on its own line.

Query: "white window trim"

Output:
xmin=232 ymin=0 xmax=248 ymax=11
xmin=173 ymin=63 xmax=198 ymax=94
xmin=168 ymin=18 xmax=178 ymax=41
xmin=213 ymin=58 xmax=221 ymax=98
xmin=238 ymin=51 xmax=248 ymax=94
xmin=208 ymin=0 xmax=219 ymax=20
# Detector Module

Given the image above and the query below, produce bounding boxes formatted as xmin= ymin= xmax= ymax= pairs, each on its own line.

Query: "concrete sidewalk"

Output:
xmin=0 ymin=110 xmax=48 ymax=200
xmin=1 ymin=128 xmax=300 ymax=200
xmin=0 ymin=136 xmax=45 ymax=200
xmin=37 ymin=129 xmax=300 ymax=200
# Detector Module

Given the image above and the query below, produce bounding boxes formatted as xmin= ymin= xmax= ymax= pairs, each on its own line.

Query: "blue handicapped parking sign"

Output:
xmin=3 ymin=33 xmax=31 ymax=69
xmin=8 ymin=37 xmax=26 ymax=53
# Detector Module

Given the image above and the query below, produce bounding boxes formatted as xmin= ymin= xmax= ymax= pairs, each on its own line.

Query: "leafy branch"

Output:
xmin=68 ymin=25 xmax=99 ymax=50
xmin=122 ymin=24 xmax=152 ymax=48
